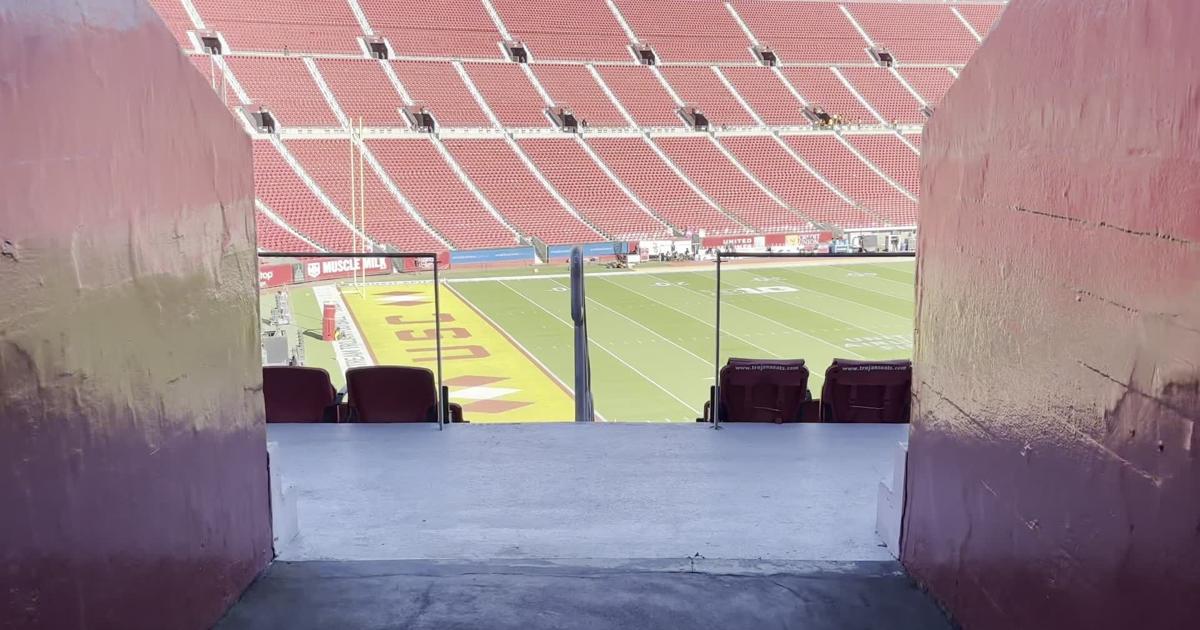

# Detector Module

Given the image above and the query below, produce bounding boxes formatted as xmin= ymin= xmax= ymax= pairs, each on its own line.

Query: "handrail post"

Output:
xmin=570 ymin=247 xmax=595 ymax=422
xmin=713 ymin=252 xmax=722 ymax=430
xmin=434 ymin=255 xmax=444 ymax=430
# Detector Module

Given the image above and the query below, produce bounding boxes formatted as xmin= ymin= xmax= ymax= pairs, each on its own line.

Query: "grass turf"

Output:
xmin=277 ymin=259 xmax=914 ymax=422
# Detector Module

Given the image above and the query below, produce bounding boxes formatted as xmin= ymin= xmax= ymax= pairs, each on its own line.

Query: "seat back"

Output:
xmin=345 ymin=366 xmax=438 ymax=422
xmin=262 ymin=366 xmax=337 ymax=423
xmin=718 ymin=358 xmax=811 ymax=423
xmin=820 ymin=359 xmax=912 ymax=423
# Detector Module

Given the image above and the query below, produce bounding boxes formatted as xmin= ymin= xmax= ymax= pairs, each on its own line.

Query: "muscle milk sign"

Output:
xmin=303 ymin=257 xmax=390 ymax=281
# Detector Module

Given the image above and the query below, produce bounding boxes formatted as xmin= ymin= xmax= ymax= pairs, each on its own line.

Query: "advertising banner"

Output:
xmin=547 ymin=242 xmax=626 ymax=260
xmin=760 ymin=231 xmax=835 ymax=250
xmin=449 ymin=247 xmax=533 ymax=265
xmin=401 ymin=251 xmax=452 ymax=272
xmin=301 ymin=256 xmax=391 ymax=282
xmin=700 ymin=234 xmax=763 ymax=248
xmin=258 ymin=263 xmax=295 ymax=289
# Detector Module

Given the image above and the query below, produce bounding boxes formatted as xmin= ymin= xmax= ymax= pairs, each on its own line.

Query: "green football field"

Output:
xmin=269 ymin=259 xmax=915 ymax=422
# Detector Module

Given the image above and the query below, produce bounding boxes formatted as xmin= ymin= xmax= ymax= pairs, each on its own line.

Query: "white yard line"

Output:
xmin=714 ymin=275 xmax=910 ymax=343
xmin=762 ymin=269 xmax=913 ymax=321
xmin=779 ymin=266 xmax=912 ymax=301
xmin=549 ymin=279 xmax=711 ymax=366
xmin=646 ymin=273 xmax=869 ymax=361
xmin=594 ymin=276 xmax=779 ymax=358
xmin=448 ymin=284 xmax=606 ymax=422
xmin=841 ymin=263 xmax=918 ymax=286
xmin=496 ymin=280 xmax=697 ymax=415
xmin=364 ymin=263 xmax=916 ymax=356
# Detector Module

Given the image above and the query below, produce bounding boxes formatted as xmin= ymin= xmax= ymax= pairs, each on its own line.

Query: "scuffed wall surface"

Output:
xmin=0 ymin=1 xmax=270 ymax=628
xmin=905 ymin=0 xmax=1200 ymax=628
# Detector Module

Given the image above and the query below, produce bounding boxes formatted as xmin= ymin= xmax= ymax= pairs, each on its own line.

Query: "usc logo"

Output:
xmin=378 ymin=291 xmax=490 ymax=363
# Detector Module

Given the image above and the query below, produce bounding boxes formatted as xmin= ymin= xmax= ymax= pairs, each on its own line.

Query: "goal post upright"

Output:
xmin=349 ymin=125 xmax=358 ymax=292
xmin=357 ymin=117 xmax=366 ymax=299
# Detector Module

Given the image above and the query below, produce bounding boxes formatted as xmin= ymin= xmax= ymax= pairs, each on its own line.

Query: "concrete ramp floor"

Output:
xmin=243 ymin=424 xmax=945 ymax=627
xmin=267 ymin=423 xmax=909 ymax=562
xmin=216 ymin=559 xmax=952 ymax=630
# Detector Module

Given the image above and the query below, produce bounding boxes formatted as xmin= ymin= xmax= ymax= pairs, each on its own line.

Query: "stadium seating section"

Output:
xmin=263 ymin=366 xmax=467 ymax=422
xmin=262 ymin=366 xmax=343 ymax=422
xmin=697 ymin=357 xmax=913 ymax=423
xmin=147 ymin=0 xmax=1006 ymax=254
xmin=820 ymin=358 xmax=912 ymax=423
xmin=705 ymin=358 xmax=817 ymax=424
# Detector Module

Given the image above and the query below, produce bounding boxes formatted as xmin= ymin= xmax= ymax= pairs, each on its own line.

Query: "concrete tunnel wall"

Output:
xmin=905 ymin=0 xmax=1200 ymax=628
xmin=0 ymin=1 xmax=271 ymax=628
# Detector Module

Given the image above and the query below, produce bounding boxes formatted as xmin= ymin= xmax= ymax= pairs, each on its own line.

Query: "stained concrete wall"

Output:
xmin=905 ymin=0 xmax=1200 ymax=628
xmin=0 ymin=1 xmax=270 ymax=628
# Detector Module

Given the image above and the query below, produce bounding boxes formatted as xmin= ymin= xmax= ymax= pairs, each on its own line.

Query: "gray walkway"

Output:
xmin=268 ymin=423 xmax=909 ymax=561
xmin=217 ymin=559 xmax=953 ymax=630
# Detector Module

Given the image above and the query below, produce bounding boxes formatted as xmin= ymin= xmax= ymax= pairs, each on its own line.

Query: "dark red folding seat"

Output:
xmin=820 ymin=359 xmax=912 ymax=423
xmin=262 ymin=366 xmax=341 ymax=423
xmin=345 ymin=366 xmax=463 ymax=423
xmin=701 ymin=358 xmax=819 ymax=423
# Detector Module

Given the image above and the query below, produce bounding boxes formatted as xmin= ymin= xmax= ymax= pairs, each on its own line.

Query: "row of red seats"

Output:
xmin=222 ymin=56 xmax=944 ymax=130
xmin=264 ymin=357 xmax=912 ymax=424
xmin=153 ymin=0 xmax=1000 ymax=64
xmin=263 ymin=365 xmax=463 ymax=423
xmin=701 ymin=357 xmax=912 ymax=423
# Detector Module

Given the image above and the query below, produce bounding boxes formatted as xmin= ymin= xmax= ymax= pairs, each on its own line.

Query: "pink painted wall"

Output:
xmin=0 ymin=1 xmax=271 ymax=628
xmin=904 ymin=0 xmax=1200 ymax=628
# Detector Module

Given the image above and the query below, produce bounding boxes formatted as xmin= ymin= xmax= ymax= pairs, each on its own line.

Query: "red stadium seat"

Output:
xmin=345 ymin=366 xmax=463 ymax=423
xmin=820 ymin=359 xmax=912 ymax=423
xmin=150 ymin=0 xmax=967 ymax=247
xmin=263 ymin=366 xmax=341 ymax=423
xmin=702 ymin=358 xmax=819 ymax=423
